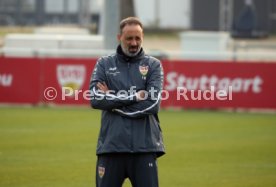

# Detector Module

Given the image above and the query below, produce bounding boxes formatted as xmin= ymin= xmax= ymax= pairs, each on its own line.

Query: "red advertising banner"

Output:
xmin=1 ymin=57 xmax=276 ymax=109
xmin=41 ymin=58 xmax=97 ymax=105
xmin=161 ymin=60 xmax=276 ymax=109
xmin=0 ymin=57 xmax=40 ymax=104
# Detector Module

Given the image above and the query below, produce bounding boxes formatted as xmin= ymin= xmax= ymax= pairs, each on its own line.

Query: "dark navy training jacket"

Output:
xmin=89 ymin=45 xmax=165 ymax=157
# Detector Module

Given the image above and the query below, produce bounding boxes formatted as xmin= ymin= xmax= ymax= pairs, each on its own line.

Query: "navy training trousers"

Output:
xmin=96 ymin=153 xmax=159 ymax=187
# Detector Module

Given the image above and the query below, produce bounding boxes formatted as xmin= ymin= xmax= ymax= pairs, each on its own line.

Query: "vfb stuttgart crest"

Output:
xmin=57 ymin=65 xmax=86 ymax=96
xmin=139 ymin=65 xmax=149 ymax=80
xmin=98 ymin=166 xmax=105 ymax=178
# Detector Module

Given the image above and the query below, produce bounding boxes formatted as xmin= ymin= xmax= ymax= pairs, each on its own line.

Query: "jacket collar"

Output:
xmin=116 ymin=45 xmax=145 ymax=62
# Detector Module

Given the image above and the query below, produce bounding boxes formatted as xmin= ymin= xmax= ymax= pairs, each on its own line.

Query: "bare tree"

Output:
xmin=103 ymin=0 xmax=136 ymax=50
xmin=120 ymin=0 xmax=135 ymax=19
xmin=78 ymin=0 xmax=90 ymax=27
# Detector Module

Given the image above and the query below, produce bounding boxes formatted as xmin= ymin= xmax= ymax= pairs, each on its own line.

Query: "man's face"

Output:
xmin=117 ymin=24 xmax=143 ymax=57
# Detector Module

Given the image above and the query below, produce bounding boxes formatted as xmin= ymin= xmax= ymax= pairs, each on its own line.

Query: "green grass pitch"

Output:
xmin=0 ymin=107 xmax=276 ymax=187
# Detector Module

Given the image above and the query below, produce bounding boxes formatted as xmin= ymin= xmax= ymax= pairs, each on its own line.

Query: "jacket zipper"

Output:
xmin=127 ymin=62 xmax=134 ymax=152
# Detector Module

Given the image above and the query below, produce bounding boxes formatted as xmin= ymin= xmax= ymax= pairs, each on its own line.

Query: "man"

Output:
xmin=89 ymin=17 xmax=165 ymax=187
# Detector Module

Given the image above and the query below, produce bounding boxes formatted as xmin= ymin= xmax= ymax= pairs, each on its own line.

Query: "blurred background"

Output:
xmin=0 ymin=0 xmax=276 ymax=59
xmin=1 ymin=0 xmax=276 ymax=108
xmin=0 ymin=1 xmax=276 ymax=187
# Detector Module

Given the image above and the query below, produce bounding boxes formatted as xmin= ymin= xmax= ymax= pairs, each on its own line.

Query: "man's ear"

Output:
xmin=117 ymin=34 xmax=121 ymax=42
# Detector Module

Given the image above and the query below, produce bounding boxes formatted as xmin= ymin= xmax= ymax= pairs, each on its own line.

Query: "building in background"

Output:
xmin=191 ymin=0 xmax=276 ymax=34
xmin=135 ymin=0 xmax=191 ymax=29
xmin=0 ymin=0 xmax=101 ymax=28
xmin=0 ymin=0 xmax=191 ymax=30
xmin=0 ymin=0 xmax=275 ymax=35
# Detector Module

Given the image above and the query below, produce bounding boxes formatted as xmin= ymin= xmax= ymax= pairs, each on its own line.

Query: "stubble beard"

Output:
xmin=121 ymin=43 xmax=142 ymax=57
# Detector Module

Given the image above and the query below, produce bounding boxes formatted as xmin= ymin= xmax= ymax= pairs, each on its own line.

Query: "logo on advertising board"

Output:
xmin=57 ymin=65 xmax=86 ymax=96
xmin=0 ymin=74 xmax=13 ymax=87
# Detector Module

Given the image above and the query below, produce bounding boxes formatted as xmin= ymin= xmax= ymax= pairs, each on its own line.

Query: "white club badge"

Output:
xmin=139 ymin=65 xmax=149 ymax=80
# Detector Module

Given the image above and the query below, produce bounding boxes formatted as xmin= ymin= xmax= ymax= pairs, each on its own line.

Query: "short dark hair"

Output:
xmin=119 ymin=17 xmax=143 ymax=33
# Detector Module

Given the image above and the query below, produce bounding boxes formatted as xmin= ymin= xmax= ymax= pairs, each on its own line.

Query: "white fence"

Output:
xmin=1 ymin=32 xmax=276 ymax=61
xmin=1 ymin=47 xmax=276 ymax=62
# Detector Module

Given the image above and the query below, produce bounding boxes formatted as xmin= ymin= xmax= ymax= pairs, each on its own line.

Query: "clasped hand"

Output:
xmin=97 ymin=82 xmax=146 ymax=101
